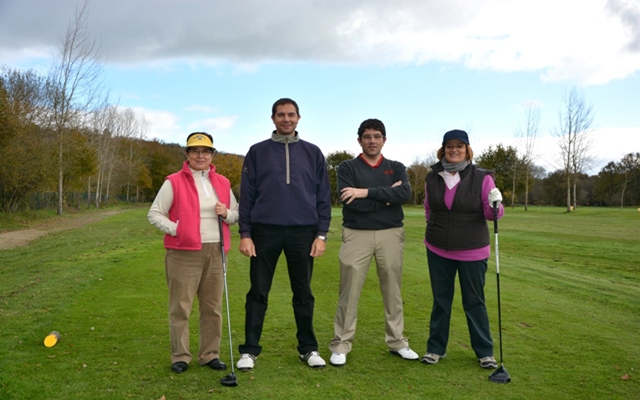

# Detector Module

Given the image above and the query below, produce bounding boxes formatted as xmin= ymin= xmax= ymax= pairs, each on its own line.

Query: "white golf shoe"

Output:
xmin=300 ymin=351 xmax=326 ymax=368
xmin=329 ymin=352 xmax=346 ymax=366
xmin=390 ymin=347 xmax=419 ymax=360
xmin=236 ymin=353 xmax=256 ymax=371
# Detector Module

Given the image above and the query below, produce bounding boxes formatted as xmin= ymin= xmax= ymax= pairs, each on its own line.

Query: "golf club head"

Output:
xmin=220 ymin=373 xmax=238 ymax=387
xmin=489 ymin=365 xmax=511 ymax=384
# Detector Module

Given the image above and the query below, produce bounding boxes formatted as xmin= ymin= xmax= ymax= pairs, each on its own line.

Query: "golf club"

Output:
xmin=489 ymin=201 xmax=511 ymax=384
xmin=218 ymin=216 xmax=238 ymax=387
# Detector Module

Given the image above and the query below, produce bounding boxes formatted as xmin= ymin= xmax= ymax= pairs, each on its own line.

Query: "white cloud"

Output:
xmin=187 ymin=116 xmax=238 ymax=134
xmin=132 ymin=107 xmax=182 ymax=144
xmin=1 ymin=0 xmax=639 ymax=84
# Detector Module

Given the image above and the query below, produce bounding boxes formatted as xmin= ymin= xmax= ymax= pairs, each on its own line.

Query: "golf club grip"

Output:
xmin=493 ymin=201 xmax=498 ymax=234
xmin=218 ymin=215 xmax=227 ymax=271
xmin=218 ymin=215 xmax=224 ymax=248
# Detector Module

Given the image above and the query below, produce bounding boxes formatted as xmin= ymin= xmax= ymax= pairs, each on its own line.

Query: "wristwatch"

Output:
xmin=316 ymin=235 xmax=327 ymax=242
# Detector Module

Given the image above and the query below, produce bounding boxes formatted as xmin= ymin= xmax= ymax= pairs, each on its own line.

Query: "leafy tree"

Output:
xmin=326 ymin=150 xmax=356 ymax=205
xmin=541 ymin=170 xmax=569 ymax=206
xmin=618 ymin=153 xmax=640 ymax=207
xmin=62 ymin=128 xmax=97 ymax=208
xmin=476 ymin=144 xmax=524 ymax=205
xmin=214 ymin=152 xmax=244 ymax=200
xmin=527 ymin=165 xmax=548 ymax=205
xmin=0 ymin=67 xmax=53 ymax=212
xmin=595 ymin=153 xmax=640 ymax=207
xmin=144 ymin=140 xmax=184 ymax=198
xmin=407 ymin=155 xmax=436 ymax=205
xmin=595 ymin=161 xmax=622 ymax=206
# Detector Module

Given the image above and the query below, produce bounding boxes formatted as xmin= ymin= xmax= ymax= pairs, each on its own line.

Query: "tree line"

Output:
xmin=2 ymin=58 xmax=638 ymax=213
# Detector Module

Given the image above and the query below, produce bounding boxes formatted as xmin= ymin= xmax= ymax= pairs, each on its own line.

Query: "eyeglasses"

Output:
xmin=188 ymin=149 xmax=214 ymax=156
xmin=361 ymin=134 xmax=384 ymax=140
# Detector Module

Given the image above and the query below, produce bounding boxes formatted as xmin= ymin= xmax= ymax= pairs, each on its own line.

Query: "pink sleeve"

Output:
xmin=482 ymin=175 xmax=504 ymax=220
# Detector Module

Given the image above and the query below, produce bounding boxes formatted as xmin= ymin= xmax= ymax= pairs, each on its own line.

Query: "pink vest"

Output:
xmin=163 ymin=161 xmax=232 ymax=253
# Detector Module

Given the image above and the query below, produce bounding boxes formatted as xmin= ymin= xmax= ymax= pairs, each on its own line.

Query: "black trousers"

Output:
xmin=238 ymin=224 xmax=318 ymax=356
xmin=426 ymin=249 xmax=494 ymax=358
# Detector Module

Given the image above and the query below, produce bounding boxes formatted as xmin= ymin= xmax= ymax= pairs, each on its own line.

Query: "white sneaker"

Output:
xmin=236 ymin=353 xmax=256 ymax=371
xmin=390 ymin=347 xmax=419 ymax=360
xmin=329 ymin=352 xmax=346 ymax=366
xmin=421 ymin=352 xmax=446 ymax=365
xmin=479 ymin=356 xmax=498 ymax=369
xmin=300 ymin=351 xmax=326 ymax=368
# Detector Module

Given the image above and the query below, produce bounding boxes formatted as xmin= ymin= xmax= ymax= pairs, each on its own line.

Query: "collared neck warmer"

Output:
xmin=271 ymin=131 xmax=299 ymax=184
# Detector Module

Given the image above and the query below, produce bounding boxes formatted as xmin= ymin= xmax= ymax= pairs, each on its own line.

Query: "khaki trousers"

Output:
xmin=165 ymin=243 xmax=223 ymax=365
xmin=330 ymin=227 xmax=409 ymax=354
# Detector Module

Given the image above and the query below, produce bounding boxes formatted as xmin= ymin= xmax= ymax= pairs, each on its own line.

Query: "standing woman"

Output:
xmin=421 ymin=129 xmax=504 ymax=369
xmin=148 ymin=132 xmax=239 ymax=373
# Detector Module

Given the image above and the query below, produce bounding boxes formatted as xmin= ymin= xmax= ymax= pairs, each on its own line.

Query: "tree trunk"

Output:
xmin=524 ymin=174 xmax=529 ymax=211
xmin=58 ymin=133 xmax=64 ymax=215
xmin=566 ymin=174 xmax=571 ymax=212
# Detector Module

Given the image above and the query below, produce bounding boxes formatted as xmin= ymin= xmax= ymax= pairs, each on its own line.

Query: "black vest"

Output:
xmin=425 ymin=163 xmax=491 ymax=251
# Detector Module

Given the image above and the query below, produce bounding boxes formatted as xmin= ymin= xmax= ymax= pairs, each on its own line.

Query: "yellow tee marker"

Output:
xmin=44 ymin=331 xmax=60 ymax=347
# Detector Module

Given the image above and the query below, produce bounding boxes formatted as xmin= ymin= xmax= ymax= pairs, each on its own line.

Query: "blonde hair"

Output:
xmin=437 ymin=144 xmax=474 ymax=162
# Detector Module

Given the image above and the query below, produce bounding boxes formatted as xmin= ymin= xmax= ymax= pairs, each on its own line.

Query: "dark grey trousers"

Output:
xmin=426 ymin=249 xmax=494 ymax=358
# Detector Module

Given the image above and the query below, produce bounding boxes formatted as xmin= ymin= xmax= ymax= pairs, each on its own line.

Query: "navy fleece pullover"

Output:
xmin=238 ymin=133 xmax=331 ymax=238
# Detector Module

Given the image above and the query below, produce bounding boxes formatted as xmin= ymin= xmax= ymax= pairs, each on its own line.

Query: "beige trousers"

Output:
xmin=330 ymin=227 xmax=409 ymax=354
xmin=165 ymin=243 xmax=223 ymax=365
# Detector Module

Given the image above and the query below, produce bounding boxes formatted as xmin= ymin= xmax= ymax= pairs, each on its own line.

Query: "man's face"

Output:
xmin=358 ymin=128 xmax=386 ymax=158
xmin=271 ymin=104 xmax=300 ymax=136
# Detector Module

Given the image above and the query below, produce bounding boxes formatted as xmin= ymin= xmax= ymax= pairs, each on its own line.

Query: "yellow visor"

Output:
xmin=186 ymin=134 xmax=214 ymax=149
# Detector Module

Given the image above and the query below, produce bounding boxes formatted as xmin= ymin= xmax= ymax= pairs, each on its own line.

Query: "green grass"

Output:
xmin=1 ymin=205 xmax=639 ymax=399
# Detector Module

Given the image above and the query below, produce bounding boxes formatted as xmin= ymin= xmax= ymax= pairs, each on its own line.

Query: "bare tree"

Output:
xmin=515 ymin=105 xmax=541 ymax=211
xmin=123 ymin=111 xmax=149 ymax=202
xmin=90 ymin=105 xmax=124 ymax=208
xmin=553 ymin=87 xmax=594 ymax=212
xmin=47 ymin=1 xmax=105 ymax=215
xmin=407 ymin=153 xmax=437 ymax=205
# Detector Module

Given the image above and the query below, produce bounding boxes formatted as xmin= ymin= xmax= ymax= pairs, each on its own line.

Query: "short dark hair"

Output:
xmin=271 ymin=98 xmax=300 ymax=117
xmin=357 ymin=118 xmax=386 ymax=138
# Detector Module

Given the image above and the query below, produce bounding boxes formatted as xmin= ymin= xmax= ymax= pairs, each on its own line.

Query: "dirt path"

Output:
xmin=0 ymin=209 xmax=124 ymax=251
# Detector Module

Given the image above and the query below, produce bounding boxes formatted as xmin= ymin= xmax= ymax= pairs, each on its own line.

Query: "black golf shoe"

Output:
xmin=206 ymin=358 xmax=227 ymax=370
xmin=171 ymin=361 xmax=188 ymax=373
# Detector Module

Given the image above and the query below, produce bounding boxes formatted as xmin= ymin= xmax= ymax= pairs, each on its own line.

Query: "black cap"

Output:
xmin=442 ymin=129 xmax=469 ymax=145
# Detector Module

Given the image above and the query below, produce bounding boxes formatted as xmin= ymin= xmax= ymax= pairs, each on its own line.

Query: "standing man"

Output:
xmin=236 ymin=98 xmax=332 ymax=370
xmin=329 ymin=118 xmax=419 ymax=367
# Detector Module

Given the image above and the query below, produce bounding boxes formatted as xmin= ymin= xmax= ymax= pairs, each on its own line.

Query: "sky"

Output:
xmin=1 ymin=0 xmax=639 ymax=175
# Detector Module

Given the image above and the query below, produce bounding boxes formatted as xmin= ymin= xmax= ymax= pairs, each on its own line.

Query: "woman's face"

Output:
xmin=444 ymin=140 xmax=467 ymax=163
xmin=186 ymin=146 xmax=213 ymax=171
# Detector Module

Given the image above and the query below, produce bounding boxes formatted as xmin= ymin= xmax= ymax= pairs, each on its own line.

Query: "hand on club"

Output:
xmin=488 ymin=188 xmax=502 ymax=207
xmin=215 ymin=201 xmax=228 ymax=218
